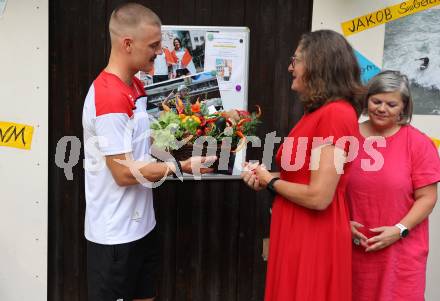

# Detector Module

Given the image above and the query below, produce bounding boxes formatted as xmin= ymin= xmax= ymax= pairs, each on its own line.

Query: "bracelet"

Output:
xmin=266 ymin=177 xmax=280 ymax=196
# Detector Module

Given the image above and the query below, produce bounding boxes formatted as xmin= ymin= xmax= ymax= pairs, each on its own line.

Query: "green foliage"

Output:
xmin=151 ymin=124 xmax=181 ymax=150
xmin=200 ymin=103 xmax=209 ymax=116
xmin=150 ymin=106 xmax=262 ymax=151
xmin=150 ymin=112 xmax=183 ymax=150
xmin=242 ymin=112 xmax=262 ymax=136
xmin=184 ymin=102 xmax=192 ymax=115
xmin=181 ymin=117 xmax=199 ymax=135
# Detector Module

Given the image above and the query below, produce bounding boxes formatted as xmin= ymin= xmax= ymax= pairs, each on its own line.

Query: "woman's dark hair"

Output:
xmin=299 ymin=30 xmax=365 ymax=116
xmin=173 ymin=38 xmax=182 ymax=47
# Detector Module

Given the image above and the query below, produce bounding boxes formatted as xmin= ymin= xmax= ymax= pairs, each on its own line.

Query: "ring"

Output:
xmin=353 ymin=238 xmax=361 ymax=246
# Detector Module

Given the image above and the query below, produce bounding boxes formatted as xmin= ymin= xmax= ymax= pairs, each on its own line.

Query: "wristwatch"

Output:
xmin=266 ymin=177 xmax=280 ymax=196
xmin=395 ymin=223 xmax=409 ymax=238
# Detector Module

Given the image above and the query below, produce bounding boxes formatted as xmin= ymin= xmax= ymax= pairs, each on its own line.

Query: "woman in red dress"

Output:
xmin=241 ymin=30 xmax=364 ymax=301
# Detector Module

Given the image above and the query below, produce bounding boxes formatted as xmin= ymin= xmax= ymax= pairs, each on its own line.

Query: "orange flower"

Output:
xmin=191 ymin=100 xmax=201 ymax=113
xmin=176 ymin=96 xmax=185 ymax=114
xmin=161 ymin=102 xmax=171 ymax=112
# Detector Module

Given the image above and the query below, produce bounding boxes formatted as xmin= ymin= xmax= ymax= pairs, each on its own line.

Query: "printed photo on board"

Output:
xmin=145 ymin=71 xmax=224 ymax=118
xmin=137 ymin=30 xmax=208 ymax=86
xmin=216 ymin=58 xmax=233 ymax=82
xmin=383 ymin=8 xmax=440 ymax=115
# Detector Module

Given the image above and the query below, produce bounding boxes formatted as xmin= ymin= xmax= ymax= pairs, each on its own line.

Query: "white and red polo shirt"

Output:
xmin=82 ymin=71 xmax=155 ymax=245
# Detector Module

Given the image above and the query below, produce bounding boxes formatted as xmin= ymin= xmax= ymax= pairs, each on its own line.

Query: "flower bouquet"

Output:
xmin=150 ymin=95 xmax=261 ymax=174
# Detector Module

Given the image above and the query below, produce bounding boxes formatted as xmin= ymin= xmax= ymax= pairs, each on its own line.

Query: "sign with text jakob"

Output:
xmin=341 ymin=0 xmax=440 ymax=36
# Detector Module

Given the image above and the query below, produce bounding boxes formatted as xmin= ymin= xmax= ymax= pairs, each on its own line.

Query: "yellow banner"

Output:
xmin=342 ymin=0 xmax=440 ymax=36
xmin=432 ymin=137 xmax=440 ymax=149
xmin=0 ymin=121 xmax=34 ymax=150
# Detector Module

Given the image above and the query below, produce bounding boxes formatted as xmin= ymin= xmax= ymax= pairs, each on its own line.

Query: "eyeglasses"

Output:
xmin=289 ymin=55 xmax=302 ymax=67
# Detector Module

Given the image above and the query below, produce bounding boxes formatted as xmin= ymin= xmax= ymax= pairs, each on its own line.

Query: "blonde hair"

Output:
xmin=364 ymin=70 xmax=413 ymax=124
xmin=109 ymin=3 xmax=161 ymax=41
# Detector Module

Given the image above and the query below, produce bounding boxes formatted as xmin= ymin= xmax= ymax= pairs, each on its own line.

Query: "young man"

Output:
xmin=82 ymin=3 xmax=214 ymax=300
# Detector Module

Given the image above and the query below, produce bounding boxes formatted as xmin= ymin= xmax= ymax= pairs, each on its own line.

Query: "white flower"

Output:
xmin=223 ymin=126 xmax=233 ymax=136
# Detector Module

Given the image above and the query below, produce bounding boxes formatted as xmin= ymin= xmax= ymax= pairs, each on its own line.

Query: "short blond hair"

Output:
xmin=109 ymin=3 xmax=161 ymax=40
xmin=364 ymin=70 xmax=413 ymax=124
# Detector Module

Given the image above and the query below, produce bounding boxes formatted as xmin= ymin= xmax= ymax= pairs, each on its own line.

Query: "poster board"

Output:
xmin=139 ymin=26 xmax=250 ymax=178
xmin=312 ymin=1 xmax=440 ymax=299
xmin=0 ymin=1 xmax=48 ymax=300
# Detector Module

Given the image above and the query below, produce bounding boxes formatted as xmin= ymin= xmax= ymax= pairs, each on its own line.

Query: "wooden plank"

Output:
xmin=211 ymin=0 xmax=245 ymax=26
xmin=174 ymin=182 xmax=194 ymax=300
xmin=154 ymin=183 xmax=178 ymax=301
xmin=216 ymin=181 xmax=240 ymax=301
xmin=48 ymin=0 xmax=107 ymax=300
xmin=194 ymin=0 xmax=212 ymax=25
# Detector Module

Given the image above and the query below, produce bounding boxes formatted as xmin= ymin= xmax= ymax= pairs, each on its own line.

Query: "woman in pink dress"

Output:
xmin=241 ymin=30 xmax=364 ymax=301
xmin=347 ymin=70 xmax=440 ymax=301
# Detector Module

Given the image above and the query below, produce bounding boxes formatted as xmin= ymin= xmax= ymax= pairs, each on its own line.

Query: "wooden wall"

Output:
xmin=48 ymin=0 xmax=313 ymax=300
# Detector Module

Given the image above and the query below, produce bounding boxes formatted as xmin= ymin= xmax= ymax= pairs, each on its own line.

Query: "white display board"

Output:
xmin=0 ymin=1 xmax=48 ymax=300
xmin=312 ymin=1 xmax=440 ymax=299
xmin=141 ymin=26 xmax=250 ymax=177
xmin=152 ymin=25 xmax=250 ymax=111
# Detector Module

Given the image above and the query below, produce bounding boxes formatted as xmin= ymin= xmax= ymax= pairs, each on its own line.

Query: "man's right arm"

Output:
xmin=106 ymin=153 xmax=175 ymax=186
xmin=106 ymin=153 xmax=216 ymax=186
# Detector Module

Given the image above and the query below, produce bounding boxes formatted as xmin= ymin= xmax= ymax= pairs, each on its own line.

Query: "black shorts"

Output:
xmin=87 ymin=227 xmax=160 ymax=301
